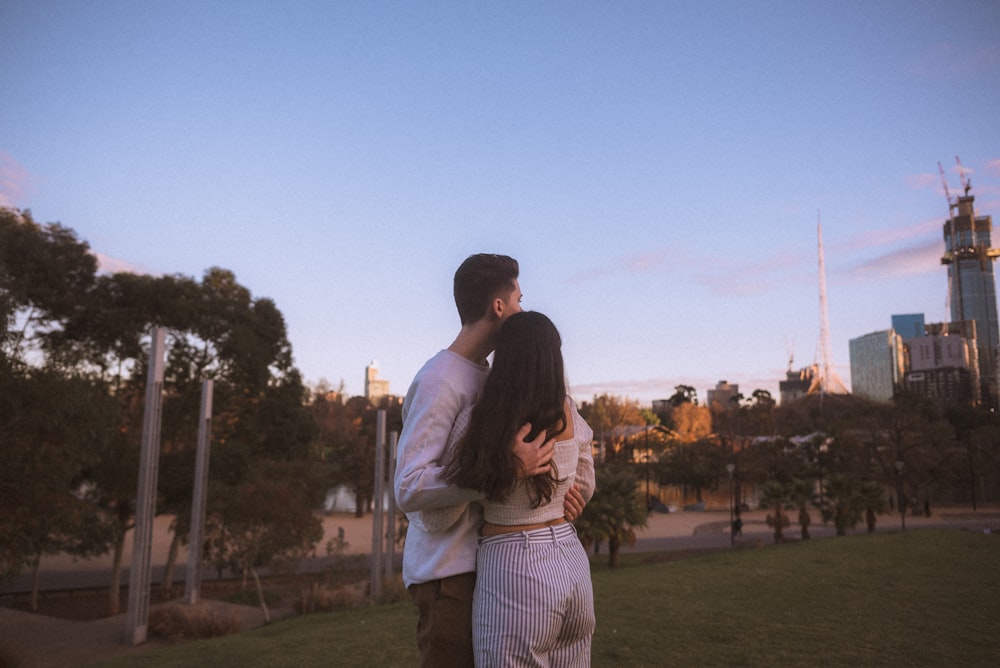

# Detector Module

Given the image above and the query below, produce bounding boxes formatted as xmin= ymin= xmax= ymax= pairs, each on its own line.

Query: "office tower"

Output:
xmin=365 ymin=361 xmax=390 ymax=403
xmin=849 ymin=330 xmax=905 ymax=402
xmin=903 ymin=321 xmax=979 ymax=408
xmin=942 ymin=188 xmax=999 ymax=407
xmin=779 ymin=364 xmax=816 ymax=405
xmin=707 ymin=380 xmax=740 ymax=411
xmin=891 ymin=313 xmax=925 ymax=340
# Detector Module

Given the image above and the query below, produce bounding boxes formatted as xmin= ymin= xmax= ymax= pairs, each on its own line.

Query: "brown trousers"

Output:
xmin=408 ymin=572 xmax=476 ymax=668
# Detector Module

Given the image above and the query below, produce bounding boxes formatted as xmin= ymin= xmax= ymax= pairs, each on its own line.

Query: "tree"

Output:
xmin=204 ymin=474 xmax=323 ymax=622
xmin=575 ymin=465 xmax=648 ymax=568
xmin=0 ymin=368 xmax=116 ymax=608
xmin=819 ymin=475 xmax=883 ymax=536
xmin=670 ymin=402 xmax=712 ymax=444
xmin=669 ymin=385 xmax=698 ymax=407
xmin=579 ymin=394 xmax=646 ymax=462
xmin=759 ymin=480 xmax=794 ymax=543
xmin=657 ymin=438 xmax=721 ymax=505
xmin=0 ymin=208 xmax=98 ymax=363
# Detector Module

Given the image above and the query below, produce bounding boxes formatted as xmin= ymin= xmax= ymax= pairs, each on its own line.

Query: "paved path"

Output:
xmin=2 ymin=507 xmax=998 ymax=667
xmin=14 ymin=506 xmax=995 ymax=593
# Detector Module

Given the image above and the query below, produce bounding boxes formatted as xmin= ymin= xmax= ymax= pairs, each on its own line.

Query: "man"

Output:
xmin=394 ymin=253 xmax=585 ymax=667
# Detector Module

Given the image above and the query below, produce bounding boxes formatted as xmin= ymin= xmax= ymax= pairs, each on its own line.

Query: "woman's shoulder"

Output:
xmin=565 ymin=397 xmax=592 ymax=443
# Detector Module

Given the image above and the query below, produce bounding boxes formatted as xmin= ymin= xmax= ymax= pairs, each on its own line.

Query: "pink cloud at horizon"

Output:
xmin=0 ymin=152 xmax=33 ymax=208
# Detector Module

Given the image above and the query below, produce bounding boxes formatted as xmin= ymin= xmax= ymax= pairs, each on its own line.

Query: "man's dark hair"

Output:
xmin=453 ymin=254 xmax=519 ymax=325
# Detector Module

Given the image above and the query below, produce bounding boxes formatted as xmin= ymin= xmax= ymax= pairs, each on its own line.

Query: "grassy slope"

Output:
xmin=97 ymin=530 xmax=999 ymax=667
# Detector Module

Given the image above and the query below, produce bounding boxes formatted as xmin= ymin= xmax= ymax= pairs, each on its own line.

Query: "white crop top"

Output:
xmin=417 ymin=397 xmax=595 ymax=532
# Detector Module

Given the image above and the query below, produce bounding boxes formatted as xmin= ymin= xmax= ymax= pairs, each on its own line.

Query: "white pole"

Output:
xmin=384 ymin=430 xmax=398 ymax=584
xmin=370 ymin=409 xmax=386 ymax=601
xmin=185 ymin=379 xmax=213 ymax=605
xmin=125 ymin=327 xmax=166 ymax=645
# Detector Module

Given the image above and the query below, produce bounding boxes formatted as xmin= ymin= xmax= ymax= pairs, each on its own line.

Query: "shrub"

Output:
xmin=148 ymin=603 xmax=241 ymax=641
xmin=295 ymin=581 xmax=368 ymax=614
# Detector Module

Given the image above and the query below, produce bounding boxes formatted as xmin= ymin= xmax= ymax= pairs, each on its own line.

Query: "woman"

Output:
xmin=426 ymin=311 xmax=596 ymax=667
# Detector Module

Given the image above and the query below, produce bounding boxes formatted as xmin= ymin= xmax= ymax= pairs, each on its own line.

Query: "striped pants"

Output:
xmin=473 ymin=523 xmax=595 ymax=667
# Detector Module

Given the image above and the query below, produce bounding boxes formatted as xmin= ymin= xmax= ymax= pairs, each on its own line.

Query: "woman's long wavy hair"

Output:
xmin=443 ymin=311 xmax=567 ymax=506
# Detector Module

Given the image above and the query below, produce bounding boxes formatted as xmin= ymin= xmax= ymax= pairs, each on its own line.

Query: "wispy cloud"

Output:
xmin=985 ymin=159 xmax=1000 ymax=178
xmin=910 ymin=41 xmax=1000 ymax=79
xmin=0 ymin=151 xmax=33 ymax=208
xmin=566 ymin=246 xmax=694 ymax=285
xmin=904 ymin=172 xmax=939 ymax=191
xmin=835 ymin=217 xmax=941 ymax=254
xmin=849 ymin=240 xmax=942 ymax=279
xmin=567 ymin=245 xmax=807 ymax=297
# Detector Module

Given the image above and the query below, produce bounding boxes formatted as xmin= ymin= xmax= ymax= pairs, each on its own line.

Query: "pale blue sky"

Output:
xmin=3 ymin=1 xmax=999 ymax=404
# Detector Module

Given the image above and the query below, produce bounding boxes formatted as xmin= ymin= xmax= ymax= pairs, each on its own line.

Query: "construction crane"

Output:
xmin=938 ymin=161 xmax=955 ymax=214
xmin=956 ymin=155 xmax=971 ymax=196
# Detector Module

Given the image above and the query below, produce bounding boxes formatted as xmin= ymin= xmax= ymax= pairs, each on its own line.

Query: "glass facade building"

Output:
xmin=849 ymin=330 xmax=905 ymax=402
xmin=891 ymin=313 xmax=925 ymax=340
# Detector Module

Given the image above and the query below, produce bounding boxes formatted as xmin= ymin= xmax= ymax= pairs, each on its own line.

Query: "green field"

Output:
xmin=97 ymin=530 xmax=1000 ymax=667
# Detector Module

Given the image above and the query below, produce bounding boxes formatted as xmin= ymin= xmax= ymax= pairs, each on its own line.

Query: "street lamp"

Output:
xmin=895 ymin=460 xmax=906 ymax=531
xmin=726 ymin=463 xmax=736 ymax=547
xmin=644 ymin=427 xmax=651 ymax=512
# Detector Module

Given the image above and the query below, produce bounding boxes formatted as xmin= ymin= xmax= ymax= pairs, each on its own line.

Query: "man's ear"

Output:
xmin=490 ymin=297 xmax=505 ymax=319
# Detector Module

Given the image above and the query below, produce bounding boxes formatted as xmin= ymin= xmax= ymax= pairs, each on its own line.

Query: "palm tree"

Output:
xmin=760 ymin=480 xmax=794 ymax=543
xmin=575 ymin=465 xmax=648 ymax=568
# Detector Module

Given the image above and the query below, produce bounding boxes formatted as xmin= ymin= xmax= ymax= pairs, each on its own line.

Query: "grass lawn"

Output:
xmin=96 ymin=529 xmax=999 ymax=667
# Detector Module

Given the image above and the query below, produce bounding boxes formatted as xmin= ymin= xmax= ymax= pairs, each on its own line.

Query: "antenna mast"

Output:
xmin=809 ymin=212 xmax=849 ymax=395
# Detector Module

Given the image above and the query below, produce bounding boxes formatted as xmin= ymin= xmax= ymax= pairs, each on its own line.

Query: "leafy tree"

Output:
xmin=204 ymin=474 xmax=323 ymax=622
xmin=579 ymin=394 xmax=646 ymax=462
xmin=657 ymin=438 xmax=721 ymax=505
xmin=0 ymin=368 xmax=117 ymax=608
xmin=670 ymin=402 xmax=712 ymax=444
xmin=575 ymin=465 xmax=648 ymax=568
xmin=0 ymin=208 xmax=98 ymax=362
xmin=669 ymin=384 xmax=698 ymax=407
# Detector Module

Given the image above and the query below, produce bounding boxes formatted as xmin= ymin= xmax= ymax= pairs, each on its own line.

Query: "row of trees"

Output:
xmin=575 ymin=384 xmax=1000 ymax=563
xmin=0 ymin=209 xmax=391 ymax=611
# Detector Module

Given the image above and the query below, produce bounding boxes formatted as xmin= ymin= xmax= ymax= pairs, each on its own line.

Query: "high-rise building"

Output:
xmin=365 ymin=361 xmax=390 ymax=403
xmin=891 ymin=313 xmax=925 ymax=340
xmin=849 ymin=330 xmax=905 ymax=402
xmin=707 ymin=380 xmax=739 ymax=411
xmin=903 ymin=321 xmax=979 ymax=408
xmin=942 ymin=190 xmax=999 ymax=407
xmin=779 ymin=364 xmax=816 ymax=404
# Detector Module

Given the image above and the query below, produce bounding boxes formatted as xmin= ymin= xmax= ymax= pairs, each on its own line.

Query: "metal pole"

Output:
xmin=644 ymin=428 xmax=650 ymax=511
xmin=185 ymin=379 xmax=213 ymax=605
xmin=726 ymin=463 xmax=735 ymax=547
xmin=385 ymin=431 xmax=398 ymax=585
xmin=125 ymin=327 xmax=166 ymax=645
xmin=895 ymin=460 xmax=906 ymax=531
xmin=370 ymin=409 xmax=386 ymax=601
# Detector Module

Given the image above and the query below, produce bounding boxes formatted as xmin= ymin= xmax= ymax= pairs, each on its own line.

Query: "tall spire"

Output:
xmin=809 ymin=213 xmax=849 ymax=395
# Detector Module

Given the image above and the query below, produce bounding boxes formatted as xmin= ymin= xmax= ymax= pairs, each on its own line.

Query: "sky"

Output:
xmin=2 ymin=1 xmax=999 ymax=405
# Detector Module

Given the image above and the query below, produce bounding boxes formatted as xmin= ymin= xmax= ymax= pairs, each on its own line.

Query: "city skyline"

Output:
xmin=2 ymin=2 xmax=999 ymax=405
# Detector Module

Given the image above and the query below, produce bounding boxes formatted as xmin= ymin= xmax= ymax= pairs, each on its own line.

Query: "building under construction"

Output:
xmin=940 ymin=167 xmax=999 ymax=408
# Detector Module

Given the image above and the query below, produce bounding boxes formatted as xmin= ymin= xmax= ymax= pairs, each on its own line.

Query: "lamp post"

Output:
xmin=726 ymin=463 xmax=736 ymax=547
xmin=644 ymin=427 xmax=651 ymax=512
xmin=895 ymin=460 xmax=906 ymax=531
